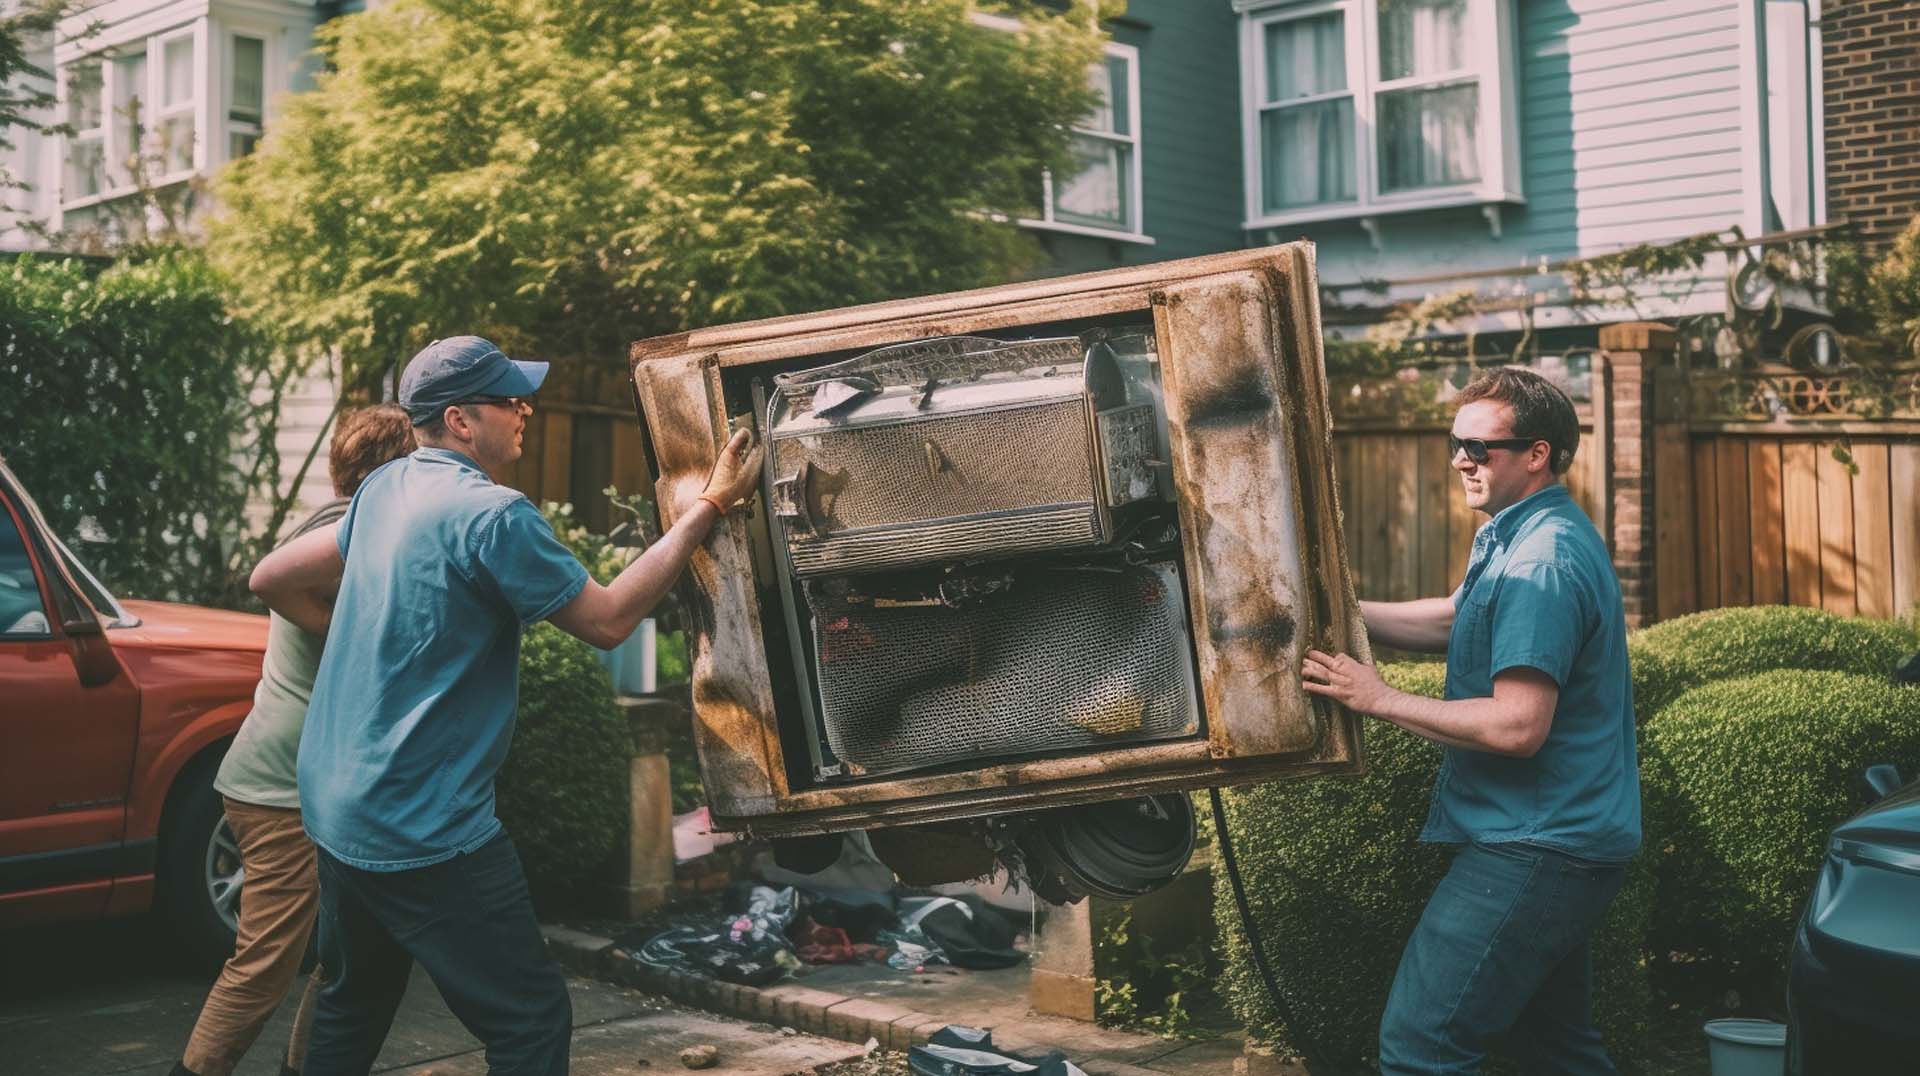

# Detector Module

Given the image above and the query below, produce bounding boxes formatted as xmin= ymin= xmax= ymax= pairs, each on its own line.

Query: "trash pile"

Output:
xmin=621 ymin=882 xmax=1026 ymax=987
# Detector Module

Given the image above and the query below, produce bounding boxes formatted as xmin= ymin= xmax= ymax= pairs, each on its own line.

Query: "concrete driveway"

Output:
xmin=0 ymin=915 xmax=862 ymax=1075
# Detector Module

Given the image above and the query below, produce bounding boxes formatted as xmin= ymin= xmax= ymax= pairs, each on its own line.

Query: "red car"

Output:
xmin=0 ymin=453 xmax=265 ymax=966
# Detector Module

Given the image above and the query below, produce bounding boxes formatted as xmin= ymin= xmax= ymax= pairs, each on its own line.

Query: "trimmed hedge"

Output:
xmin=1643 ymin=669 xmax=1920 ymax=997
xmin=1214 ymin=661 xmax=1653 ymax=1070
xmin=498 ymin=622 xmax=632 ymax=915
xmin=1629 ymin=605 xmax=1915 ymax=718
xmin=1215 ymin=606 xmax=1919 ymax=1065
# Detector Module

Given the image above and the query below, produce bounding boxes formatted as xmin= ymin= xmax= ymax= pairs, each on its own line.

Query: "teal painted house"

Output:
xmin=1022 ymin=0 xmax=1828 ymax=350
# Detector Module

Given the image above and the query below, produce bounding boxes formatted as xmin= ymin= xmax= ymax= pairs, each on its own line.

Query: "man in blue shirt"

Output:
xmin=1303 ymin=367 xmax=1639 ymax=1075
xmin=252 ymin=336 xmax=762 ymax=1075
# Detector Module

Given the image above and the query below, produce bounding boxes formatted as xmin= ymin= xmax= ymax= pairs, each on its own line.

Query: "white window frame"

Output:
xmin=1020 ymin=40 xmax=1152 ymax=244
xmin=58 ymin=26 xmax=200 ymax=210
xmin=1235 ymin=0 xmax=1521 ymax=230
xmin=222 ymin=28 xmax=271 ymax=164
xmin=151 ymin=27 xmax=200 ymax=182
xmin=59 ymin=57 xmax=107 ymax=204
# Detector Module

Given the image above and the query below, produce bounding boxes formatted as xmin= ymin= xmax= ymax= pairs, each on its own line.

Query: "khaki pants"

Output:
xmin=182 ymin=798 xmax=325 ymax=1076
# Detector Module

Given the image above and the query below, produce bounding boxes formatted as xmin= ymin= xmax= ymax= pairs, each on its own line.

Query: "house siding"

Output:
xmin=1301 ymin=0 xmax=1754 ymax=287
xmin=1032 ymin=0 xmax=1243 ymax=276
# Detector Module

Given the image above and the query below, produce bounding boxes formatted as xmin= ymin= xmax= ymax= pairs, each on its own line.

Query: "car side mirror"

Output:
xmin=1865 ymin=763 xmax=1903 ymax=800
xmin=62 ymin=611 xmax=122 ymax=688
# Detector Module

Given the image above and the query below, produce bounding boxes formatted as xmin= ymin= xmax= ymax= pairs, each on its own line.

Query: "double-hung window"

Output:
xmin=228 ymin=35 xmax=265 ymax=159
xmin=1031 ymin=44 xmax=1145 ymax=239
xmin=1238 ymin=0 xmax=1519 ymax=229
xmin=155 ymin=32 xmax=197 ymax=176
xmin=64 ymin=60 xmax=105 ymax=200
xmin=61 ymin=30 xmax=197 ymax=206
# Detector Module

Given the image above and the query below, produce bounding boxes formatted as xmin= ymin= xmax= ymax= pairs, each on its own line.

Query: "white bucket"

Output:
xmin=1703 ymin=1018 xmax=1786 ymax=1076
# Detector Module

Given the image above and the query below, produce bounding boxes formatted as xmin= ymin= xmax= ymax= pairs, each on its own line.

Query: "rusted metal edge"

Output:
xmin=627 ymin=244 xmax=1314 ymax=367
xmin=714 ymin=752 xmax=1366 ymax=838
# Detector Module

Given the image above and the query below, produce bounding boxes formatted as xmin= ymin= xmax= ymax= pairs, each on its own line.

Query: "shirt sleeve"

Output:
xmin=470 ymin=498 xmax=592 ymax=626
xmin=1488 ymin=559 xmax=1588 ymax=687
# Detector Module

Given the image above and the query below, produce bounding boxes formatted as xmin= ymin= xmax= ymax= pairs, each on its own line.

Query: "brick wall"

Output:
xmin=1823 ymin=0 xmax=1920 ymax=250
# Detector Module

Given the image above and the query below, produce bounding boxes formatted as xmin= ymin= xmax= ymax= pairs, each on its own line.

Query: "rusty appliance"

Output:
xmin=628 ymin=243 xmax=1367 ymax=900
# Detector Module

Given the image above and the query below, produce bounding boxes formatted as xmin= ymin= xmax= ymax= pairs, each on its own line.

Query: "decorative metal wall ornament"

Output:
xmin=1685 ymin=366 xmax=1920 ymax=422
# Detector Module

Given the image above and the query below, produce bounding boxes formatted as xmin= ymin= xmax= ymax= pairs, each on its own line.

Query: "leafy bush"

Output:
xmin=1213 ymin=661 xmax=1652 ymax=1070
xmin=1629 ymin=605 xmax=1915 ymax=718
xmin=498 ymin=621 xmax=632 ymax=916
xmin=1641 ymin=669 xmax=1920 ymax=1000
xmin=0 ymin=252 xmax=284 ymax=606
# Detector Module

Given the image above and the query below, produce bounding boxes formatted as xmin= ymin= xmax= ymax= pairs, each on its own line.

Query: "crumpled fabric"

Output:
xmin=908 ymin=1025 xmax=1086 ymax=1076
xmin=789 ymin=917 xmax=889 ymax=965
xmin=627 ymin=885 xmax=800 ymax=986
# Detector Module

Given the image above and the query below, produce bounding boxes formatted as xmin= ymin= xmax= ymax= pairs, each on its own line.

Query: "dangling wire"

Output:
xmin=1210 ymin=786 xmax=1351 ymax=1076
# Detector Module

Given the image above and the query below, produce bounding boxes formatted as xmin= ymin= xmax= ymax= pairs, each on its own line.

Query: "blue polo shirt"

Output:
xmin=1422 ymin=483 xmax=1641 ymax=862
xmin=299 ymin=448 xmax=590 ymax=871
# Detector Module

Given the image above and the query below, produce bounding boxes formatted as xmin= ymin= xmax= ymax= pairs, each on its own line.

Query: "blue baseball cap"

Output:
xmin=399 ymin=336 xmax=549 ymax=425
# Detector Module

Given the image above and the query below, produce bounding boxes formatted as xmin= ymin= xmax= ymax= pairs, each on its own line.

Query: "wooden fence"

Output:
xmin=1332 ymin=419 xmax=1606 ymax=604
xmin=505 ymin=342 xmax=1920 ymax=626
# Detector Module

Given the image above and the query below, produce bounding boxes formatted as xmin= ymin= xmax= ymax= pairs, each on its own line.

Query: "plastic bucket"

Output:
xmin=1703 ymin=1018 xmax=1786 ymax=1076
xmin=595 ymin=617 xmax=657 ymax=697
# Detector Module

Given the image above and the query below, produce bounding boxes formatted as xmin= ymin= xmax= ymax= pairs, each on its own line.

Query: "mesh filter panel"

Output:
xmin=772 ymin=399 xmax=1098 ymax=533
xmin=811 ymin=563 xmax=1200 ymax=777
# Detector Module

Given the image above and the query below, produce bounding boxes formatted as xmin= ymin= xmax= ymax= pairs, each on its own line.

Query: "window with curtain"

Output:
xmin=1241 ymin=0 xmax=1511 ymax=226
xmin=1258 ymin=11 xmax=1355 ymax=213
xmin=1052 ymin=54 xmax=1136 ymax=231
xmin=229 ymin=36 xmax=265 ymax=159
xmin=1375 ymin=0 xmax=1479 ymax=192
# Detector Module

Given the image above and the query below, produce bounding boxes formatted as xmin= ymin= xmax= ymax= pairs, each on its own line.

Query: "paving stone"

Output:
xmin=823 ymin=997 xmax=911 ymax=1042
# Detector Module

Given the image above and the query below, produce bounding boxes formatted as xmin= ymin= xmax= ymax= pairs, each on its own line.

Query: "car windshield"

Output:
xmin=0 ymin=459 xmax=138 ymax=629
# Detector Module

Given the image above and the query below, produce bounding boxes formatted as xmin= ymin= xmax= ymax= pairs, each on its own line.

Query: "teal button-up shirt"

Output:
xmin=299 ymin=448 xmax=590 ymax=871
xmin=1422 ymin=483 xmax=1641 ymax=861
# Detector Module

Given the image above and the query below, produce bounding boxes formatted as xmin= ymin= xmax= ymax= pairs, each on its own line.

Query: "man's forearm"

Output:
xmin=1366 ymin=689 xmax=1538 ymax=756
xmin=595 ymin=501 xmax=723 ymax=642
xmin=1360 ymin=597 xmax=1455 ymax=652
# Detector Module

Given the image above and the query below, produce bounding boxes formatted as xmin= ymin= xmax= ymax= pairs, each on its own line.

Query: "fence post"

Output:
xmin=1597 ymin=322 xmax=1677 ymax=627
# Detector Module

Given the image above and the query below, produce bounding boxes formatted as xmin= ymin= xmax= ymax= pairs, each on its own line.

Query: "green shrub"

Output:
xmin=1213 ymin=661 xmax=1652 ymax=1070
xmin=1642 ymin=669 xmax=1920 ymax=1001
xmin=0 ymin=251 xmax=284 ymax=607
xmin=1630 ymin=606 xmax=1915 ymax=719
xmin=499 ymin=621 xmax=633 ymax=915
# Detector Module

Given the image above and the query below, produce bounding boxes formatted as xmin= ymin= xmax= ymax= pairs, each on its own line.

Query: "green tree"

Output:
xmin=208 ymin=0 xmax=1102 ymax=392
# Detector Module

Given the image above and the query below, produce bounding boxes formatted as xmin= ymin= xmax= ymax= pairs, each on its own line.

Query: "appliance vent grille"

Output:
xmin=811 ymin=562 xmax=1200 ymax=777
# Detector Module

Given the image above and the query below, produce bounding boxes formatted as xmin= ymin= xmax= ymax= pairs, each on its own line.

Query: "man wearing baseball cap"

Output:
xmin=251 ymin=335 xmax=762 ymax=1075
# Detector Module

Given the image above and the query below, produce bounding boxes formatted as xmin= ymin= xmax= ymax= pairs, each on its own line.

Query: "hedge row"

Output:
xmin=1215 ymin=606 xmax=1918 ymax=1070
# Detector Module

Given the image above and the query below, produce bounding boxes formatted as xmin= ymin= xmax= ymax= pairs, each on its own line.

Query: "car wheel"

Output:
xmin=159 ymin=761 xmax=241 ymax=971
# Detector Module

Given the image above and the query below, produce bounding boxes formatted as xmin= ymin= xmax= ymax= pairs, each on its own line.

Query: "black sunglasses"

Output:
xmin=1448 ymin=434 xmax=1544 ymax=464
xmin=451 ymin=395 xmax=531 ymax=411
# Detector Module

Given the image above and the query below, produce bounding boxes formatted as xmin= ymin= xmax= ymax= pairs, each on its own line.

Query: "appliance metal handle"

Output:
xmin=773 ymin=460 xmax=818 ymax=537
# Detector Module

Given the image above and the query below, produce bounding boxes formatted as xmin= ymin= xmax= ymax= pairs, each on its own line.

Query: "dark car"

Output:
xmin=1787 ymin=748 xmax=1920 ymax=1075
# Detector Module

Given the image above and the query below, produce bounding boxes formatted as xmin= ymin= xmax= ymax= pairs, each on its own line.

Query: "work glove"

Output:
xmin=698 ymin=428 xmax=764 ymax=515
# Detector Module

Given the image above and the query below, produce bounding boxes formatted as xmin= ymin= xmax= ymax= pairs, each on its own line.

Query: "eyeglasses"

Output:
xmin=451 ymin=396 xmax=531 ymax=412
xmin=1448 ymin=434 xmax=1544 ymax=464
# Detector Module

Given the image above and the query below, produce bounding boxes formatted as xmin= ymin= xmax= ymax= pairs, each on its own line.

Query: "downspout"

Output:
xmin=1741 ymin=0 xmax=1776 ymax=235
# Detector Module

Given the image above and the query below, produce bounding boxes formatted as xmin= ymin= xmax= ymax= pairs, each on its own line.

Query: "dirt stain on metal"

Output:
xmin=1182 ymin=364 xmax=1273 ymax=429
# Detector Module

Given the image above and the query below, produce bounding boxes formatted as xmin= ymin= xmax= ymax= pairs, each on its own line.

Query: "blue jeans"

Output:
xmin=1378 ymin=841 xmax=1626 ymax=1076
xmin=304 ymin=833 xmax=571 ymax=1076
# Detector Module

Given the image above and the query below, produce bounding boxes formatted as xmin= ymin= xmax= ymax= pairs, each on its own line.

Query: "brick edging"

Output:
xmin=542 ymin=926 xmax=948 ymax=1052
xmin=541 ymin=926 xmax=1170 ymax=1076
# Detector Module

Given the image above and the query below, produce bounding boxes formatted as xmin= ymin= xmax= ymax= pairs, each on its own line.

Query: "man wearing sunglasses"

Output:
xmin=250 ymin=335 xmax=763 ymax=1075
xmin=1302 ymin=367 xmax=1638 ymax=1075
